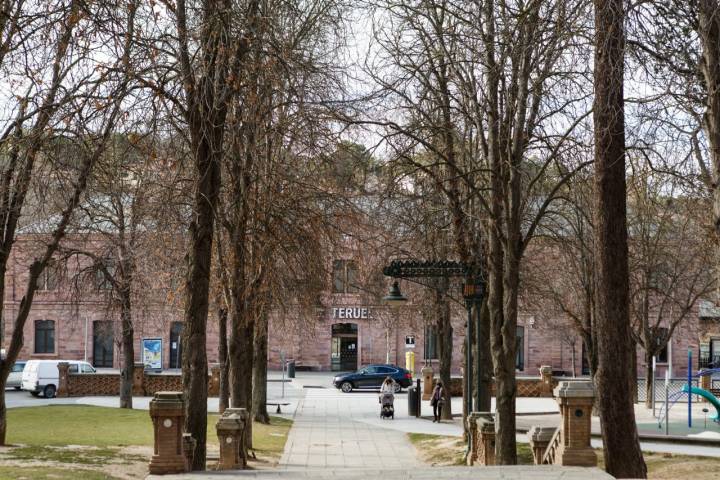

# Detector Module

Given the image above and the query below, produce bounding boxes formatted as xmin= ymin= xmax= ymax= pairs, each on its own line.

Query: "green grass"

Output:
xmin=7 ymin=405 xmax=154 ymax=447
xmin=3 ymin=405 xmax=293 ymax=478
xmin=7 ymin=405 xmax=291 ymax=455
xmin=0 ymin=466 xmax=118 ymax=480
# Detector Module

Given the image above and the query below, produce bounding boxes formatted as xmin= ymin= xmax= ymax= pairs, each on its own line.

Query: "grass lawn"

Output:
xmin=407 ymin=433 xmax=720 ymax=479
xmin=1 ymin=405 xmax=292 ymax=479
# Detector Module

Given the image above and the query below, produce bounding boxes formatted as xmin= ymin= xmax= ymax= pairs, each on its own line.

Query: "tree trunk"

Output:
xmin=119 ymin=286 xmax=134 ymax=409
xmin=253 ymin=310 xmax=270 ymax=424
xmin=0 ymin=377 xmax=7 ymax=445
xmin=698 ymin=1 xmax=720 ymax=288
xmin=218 ymin=307 xmax=229 ymax=414
xmin=436 ymin=292 xmax=453 ymax=421
xmin=476 ymin=300 xmax=492 ymax=412
xmin=592 ymin=0 xmax=647 ymax=477
xmin=182 ymin=124 xmax=222 ymax=470
xmin=644 ymin=352 xmax=654 ymax=410
xmin=495 ymin=252 xmax=519 ymax=465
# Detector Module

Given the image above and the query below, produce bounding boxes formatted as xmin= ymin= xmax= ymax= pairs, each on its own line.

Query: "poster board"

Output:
xmin=142 ymin=338 xmax=163 ymax=371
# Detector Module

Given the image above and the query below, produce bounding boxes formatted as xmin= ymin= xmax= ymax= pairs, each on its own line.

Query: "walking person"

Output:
xmin=431 ymin=381 xmax=446 ymax=422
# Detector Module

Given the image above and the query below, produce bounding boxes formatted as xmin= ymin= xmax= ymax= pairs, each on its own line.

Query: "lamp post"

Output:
xmin=382 ymin=260 xmax=486 ymax=424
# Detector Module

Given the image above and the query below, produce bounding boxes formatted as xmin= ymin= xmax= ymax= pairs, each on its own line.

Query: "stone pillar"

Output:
xmin=421 ymin=366 xmax=434 ymax=401
xmin=57 ymin=362 xmax=70 ymax=398
xmin=182 ymin=433 xmax=196 ymax=472
xmin=468 ymin=412 xmax=495 ymax=466
xmin=467 ymin=412 xmax=479 ymax=465
xmin=209 ymin=364 xmax=221 ymax=397
xmin=133 ymin=362 xmax=145 ymax=396
xmin=149 ymin=391 xmax=187 ymax=474
xmin=553 ymin=381 xmax=596 ymax=467
xmin=540 ymin=365 xmax=554 ymax=397
xmin=216 ymin=407 xmax=249 ymax=470
xmin=527 ymin=426 xmax=556 ymax=464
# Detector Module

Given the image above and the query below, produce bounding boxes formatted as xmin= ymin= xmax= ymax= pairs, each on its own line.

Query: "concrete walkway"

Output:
xmin=280 ymin=387 xmax=419 ymax=469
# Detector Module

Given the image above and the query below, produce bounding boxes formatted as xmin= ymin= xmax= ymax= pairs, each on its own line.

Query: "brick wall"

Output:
xmin=59 ymin=365 xmax=220 ymax=397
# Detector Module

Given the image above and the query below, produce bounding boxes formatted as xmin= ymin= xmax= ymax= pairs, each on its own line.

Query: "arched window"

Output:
xmin=35 ymin=320 xmax=55 ymax=354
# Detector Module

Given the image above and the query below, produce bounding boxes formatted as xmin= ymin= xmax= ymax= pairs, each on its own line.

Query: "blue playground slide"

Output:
xmin=681 ymin=385 xmax=720 ymax=421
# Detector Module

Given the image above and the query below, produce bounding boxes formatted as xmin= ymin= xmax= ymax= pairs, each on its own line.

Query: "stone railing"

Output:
xmin=57 ymin=362 xmax=221 ymax=398
xmin=430 ymin=365 xmax=558 ymax=398
xmin=529 ymin=380 xmax=597 ymax=468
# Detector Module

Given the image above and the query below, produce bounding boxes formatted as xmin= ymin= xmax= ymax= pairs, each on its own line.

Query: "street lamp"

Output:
xmin=383 ymin=281 xmax=407 ymax=363
xmin=383 ymin=281 xmax=408 ymax=307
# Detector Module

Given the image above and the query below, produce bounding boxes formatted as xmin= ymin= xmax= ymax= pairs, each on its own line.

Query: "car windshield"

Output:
xmin=12 ymin=363 xmax=24 ymax=372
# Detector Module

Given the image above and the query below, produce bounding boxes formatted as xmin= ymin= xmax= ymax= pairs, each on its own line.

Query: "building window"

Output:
xmin=516 ymin=326 xmax=525 ymax=371
xmin=424 ymin=325 xmax=438 ymax=360
xmin=332 ymin=260 xmax=359 ymax=294
xmin=93 ymin=321 xmax=114 ymax=368
xmin=95 ymin=257 xmax=115 ymax=290
xmin=35 ymin=320 xmax=55 ymax=354
xmin=656 ymin=327 xmax=669 ymax=363
xmin=36 ymin=261 xmax=59 ymax=291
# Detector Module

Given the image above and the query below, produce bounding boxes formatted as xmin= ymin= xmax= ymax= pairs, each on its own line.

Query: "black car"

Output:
xmin=333 ymin=364 xmax=412 ymax=393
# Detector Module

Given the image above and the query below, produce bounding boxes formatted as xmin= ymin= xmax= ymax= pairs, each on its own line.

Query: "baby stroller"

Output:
xmin=380 ymin=392 xmax=394 ymax=419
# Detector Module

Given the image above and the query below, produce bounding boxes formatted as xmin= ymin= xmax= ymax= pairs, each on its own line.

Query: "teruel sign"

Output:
xmin=332 ymin=307 xmax=370 ymax=320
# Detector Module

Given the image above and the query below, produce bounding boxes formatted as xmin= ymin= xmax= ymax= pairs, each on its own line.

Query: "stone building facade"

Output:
xmin=2 ymin=235 xmax=719 ymax=378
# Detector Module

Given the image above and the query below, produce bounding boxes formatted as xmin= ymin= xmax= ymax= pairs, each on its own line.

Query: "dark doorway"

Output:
xmin=93 ymin=321 xmax=114 ymax=368
xmin=169 ymin=321 xmax=183 ymax=369
xmin=581 ymin=341 xmax=590 ymax=376
xmin=331 ymin=323 xmax=358 ymax=371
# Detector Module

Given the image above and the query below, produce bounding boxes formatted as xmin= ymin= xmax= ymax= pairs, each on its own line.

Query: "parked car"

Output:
xmin=333 ymin=364 xmax=412 ymax=393
xmin=21 ymin=359 xmax=96 ymax=398
xmin=7 ymin=361 xmax=26 ymax=390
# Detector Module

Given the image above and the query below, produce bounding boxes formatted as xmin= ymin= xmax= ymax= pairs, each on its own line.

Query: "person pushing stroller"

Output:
xmin=379 ymin=376 xmax=395 ymax=419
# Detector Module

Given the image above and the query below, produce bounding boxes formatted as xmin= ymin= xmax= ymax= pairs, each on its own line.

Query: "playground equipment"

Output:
xmin=657 ymin=366 xmax=720 ymax=430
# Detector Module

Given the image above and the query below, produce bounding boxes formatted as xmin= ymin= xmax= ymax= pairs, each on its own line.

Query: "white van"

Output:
xmin=21 ymin=360 xmax=96 ymax=398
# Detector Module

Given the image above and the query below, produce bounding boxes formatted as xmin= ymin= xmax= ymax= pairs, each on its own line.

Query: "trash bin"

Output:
xmin=408 ymin=386 xmax=419 ymax=417
xmin=287 ymin=360 xmax=296 ymax=378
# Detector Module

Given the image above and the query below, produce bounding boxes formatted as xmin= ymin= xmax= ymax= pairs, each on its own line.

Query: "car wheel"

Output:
xmin=14 ymin=386 xmax=21 ymax=390
xmin=44 ymin=384 xmax=56 ymax=399
xmin=392 ymin=383 xmax=402 ymax=393
xmin=341 ymin=381 xmax=353 ymax=393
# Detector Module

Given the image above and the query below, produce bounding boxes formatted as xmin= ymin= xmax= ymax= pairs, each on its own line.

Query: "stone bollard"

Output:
xmin=209 ymin=364 xmax=221 ymax=397
xmin=149 ymin=391 xmax=188 ymax=474
xmin=133 ymin=362 xmax=145 ymax=396
xmin=421 ymin=366 xmax=434 ymax=401
xmin=527 ymin=426 xmax=556 ymax=464
xmin=57 ymin=362 xmax=70 ymax=397
xmin=553 ymin=381 xmax=596 ymax=467
xmin=216 ymin=407 xmax=249 ymax=470
xmin=468 ymin=412 xmax=495 ymax=466
xmin=539 ymin=365 xmax=554 ymax=397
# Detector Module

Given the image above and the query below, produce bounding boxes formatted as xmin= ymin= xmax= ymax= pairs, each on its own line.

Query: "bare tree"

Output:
xmin=592 ymin=0 xmax=646 ymax=476
xmin=627 ymin=168 xmax=715 ymax=408
xmin=0 ymin=0 xmax=135 ymax=444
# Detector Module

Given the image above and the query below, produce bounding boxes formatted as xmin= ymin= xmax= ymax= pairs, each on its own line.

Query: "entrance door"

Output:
xmin=331 ymin=323 xmax=358 ymax=371
xmin=92 ymin=321 xmax=114 ymax=368
xmin=169 ymin=322 xmax=183 ymax=369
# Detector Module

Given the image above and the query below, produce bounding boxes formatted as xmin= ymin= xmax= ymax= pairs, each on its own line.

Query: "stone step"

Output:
xmin=148 ymin=465 xmax=614 ymax=479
